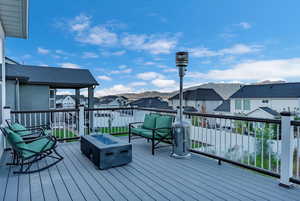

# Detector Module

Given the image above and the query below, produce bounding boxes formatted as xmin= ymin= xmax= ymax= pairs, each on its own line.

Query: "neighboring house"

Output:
xmin=130 ymin=97 xmax=171 ymax=109
xmin=95 ymin=95 xmax=128 ymax=108
xmin=230 ymin=83 xmax=300 ymax=118
xmin=56 ymin=95 xmax=76 ymax=108
xmin=0 ymin=63 xmax=98 ymax=111
xmin=56 ymin=95 xmax=88 ymax=108
xmin=169 ymin=88 xmax=223 ymax=113
xmin=214 ymin=99 xmax=231 ymax=115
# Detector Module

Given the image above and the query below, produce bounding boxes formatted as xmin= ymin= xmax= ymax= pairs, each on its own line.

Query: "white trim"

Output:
xmin=0 ymin=22 xmax=6 ymax=123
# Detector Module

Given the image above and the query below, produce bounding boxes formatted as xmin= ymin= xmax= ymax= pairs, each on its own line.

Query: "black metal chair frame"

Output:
xmin=129 ymin=122 xmax=173 ymax=155
xmin=1 ymin=128 xmax=63 ymax=174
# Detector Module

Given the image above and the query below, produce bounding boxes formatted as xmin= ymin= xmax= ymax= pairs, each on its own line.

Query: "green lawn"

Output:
xmin=52 ymin=128 xmax=77 ymax=139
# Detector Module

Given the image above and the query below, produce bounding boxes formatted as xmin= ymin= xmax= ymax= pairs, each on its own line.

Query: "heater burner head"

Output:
xmin=176 ymin=52 xmax=188 ymax=67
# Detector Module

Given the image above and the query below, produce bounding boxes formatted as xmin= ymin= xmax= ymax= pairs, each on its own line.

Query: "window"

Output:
xmin=243 ymin=99 xmax=251 ymax=110
xmin=49 ymin=89 xmax=56 ymax=109
xmin=235 ymin=99 xmax=242 ymax=110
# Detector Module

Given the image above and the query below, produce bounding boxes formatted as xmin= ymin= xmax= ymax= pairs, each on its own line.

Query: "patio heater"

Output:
xmin=171 ymin=52 xmax=191 ymax=159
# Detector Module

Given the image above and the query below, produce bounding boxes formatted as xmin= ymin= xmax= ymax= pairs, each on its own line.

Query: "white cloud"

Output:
xmin=100 ymin=50 xmax=126 ymax=56
xmin=69 ymin=14 xmax=118 ymax=46
xmin=59 ymin=62 xmax=81 ymax=69
xmin=129 ymin=82 xmax=147 ymax=87
xmin=189 ymin=44 xmax=263 ymax=57
xmin=121 ymin=33 xmax=178 ymax=54
xmin=56 ymin=90 xmax=73 ymax=95
xmin=219 ymin=44 xmax=262 ymax=55
xmin=118 ymin=65 xmax=127 ymax=69
xmin=137 ymin=72 xmax=165 ymax=80
xmin=67 ymin=14 xmax=178 ymax=54
xmin=37 ymin=47 xmax=50 ymax=54
xmin=152 ymin=79 xmax=176 ymax=88
xmin=97 ymin=75 xmax=111 ymax=81
xmin=95 ymin=84 xmax=133 ymax=97
xmin=187 ymin=58 xmax=300 ymax=81
xmin=238 ymin=22 xmax=251 ymax=29
xmin=163 ymin=68 xmax=177 ymax=72
xmin=70 ymin=14 xmax=91 ymax=31
xmin=110 ymin=68 xmax=132 ymax=74
xmin=82 ymin=52 xmax=99 ymax=58
xmin=77 ymin=26 xmax=118 ymax=46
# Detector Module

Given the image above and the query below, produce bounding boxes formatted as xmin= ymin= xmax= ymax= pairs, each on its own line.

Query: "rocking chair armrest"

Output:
xmin=14 ymin=127 xmax=44 ymax=132
xmin=26 ymin=124 xmax=50 ymax=129
xmin=21 ymin=135 xmax=52 ymax=143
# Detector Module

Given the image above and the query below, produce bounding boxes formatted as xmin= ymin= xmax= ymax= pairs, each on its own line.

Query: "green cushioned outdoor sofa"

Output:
xmin=129 ymin=113 xmax=174 ymax=155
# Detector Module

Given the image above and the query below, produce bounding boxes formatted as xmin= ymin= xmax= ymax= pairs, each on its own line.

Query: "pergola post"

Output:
xmin=88 ymin=86 xmax=94 ymax=131
xmin=75 ymin=88 xmax=80 ymax=108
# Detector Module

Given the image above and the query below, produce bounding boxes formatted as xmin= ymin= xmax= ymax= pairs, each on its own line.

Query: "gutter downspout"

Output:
xmin=15 ymin=78 xmax=20 ymax=110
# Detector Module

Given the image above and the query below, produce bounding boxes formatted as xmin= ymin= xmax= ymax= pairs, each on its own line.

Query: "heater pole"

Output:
xmin=179 ymin=67 xmax=184 ymax=122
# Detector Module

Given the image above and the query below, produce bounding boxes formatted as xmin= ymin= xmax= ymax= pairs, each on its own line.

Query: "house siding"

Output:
xmin=19 ymin=84 xmax=50 ymax=110
xmin=230 ymin=98 xmax=300 ymax=115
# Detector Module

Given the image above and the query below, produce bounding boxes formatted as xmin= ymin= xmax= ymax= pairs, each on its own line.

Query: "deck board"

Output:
xmin=1 ymin=138 xmax=300 ymax=201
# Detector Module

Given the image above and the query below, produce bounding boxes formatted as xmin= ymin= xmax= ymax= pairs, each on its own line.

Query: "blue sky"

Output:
xmin=6 ymin=0 xmax=300 ymax=96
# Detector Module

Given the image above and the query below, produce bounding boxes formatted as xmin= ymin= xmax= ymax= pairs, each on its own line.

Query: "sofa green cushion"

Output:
xmin=10 ymin=123 xmax=31 ymax=136
xmin=155 ymin=115 xmax=173 ymax=134
xmin=23 ymin=138 xmax=55 ymax=158
xmin=142 ymin=114 xmax=157 ymax=129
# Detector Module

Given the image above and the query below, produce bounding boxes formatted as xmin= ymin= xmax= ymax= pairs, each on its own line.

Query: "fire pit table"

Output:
xmin=81 ymin=134 xmax=132 ymax=170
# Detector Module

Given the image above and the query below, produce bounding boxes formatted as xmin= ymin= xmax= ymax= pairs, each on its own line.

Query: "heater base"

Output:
xmin=171 ymin=152 xmax=191 ymax=159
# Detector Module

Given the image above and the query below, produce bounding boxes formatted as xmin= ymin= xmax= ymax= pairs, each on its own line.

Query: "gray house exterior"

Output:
xmin=0 ymin=63 xmax=99 ymax=111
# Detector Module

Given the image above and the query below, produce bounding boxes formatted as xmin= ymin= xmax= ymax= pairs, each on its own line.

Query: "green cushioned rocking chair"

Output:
xmin=6 ymin=120 xmax=51 ymax=140
xmin=0 ymin=127 xmax=63 ymax=174
xmin=129 ymin=113 xmax=174 ymax=155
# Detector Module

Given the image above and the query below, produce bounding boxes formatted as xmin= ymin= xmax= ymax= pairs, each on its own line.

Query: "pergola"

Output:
xmin=0 ymin=0 xmax=28 ymax=120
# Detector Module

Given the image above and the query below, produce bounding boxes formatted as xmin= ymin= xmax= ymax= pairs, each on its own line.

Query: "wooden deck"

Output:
xmin=1 ymin=138 xmax=300 ymax=201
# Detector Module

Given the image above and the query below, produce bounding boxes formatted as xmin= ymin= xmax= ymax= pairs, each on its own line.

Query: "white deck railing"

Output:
xmin=3 ymin=106 xmax=299 ymax=186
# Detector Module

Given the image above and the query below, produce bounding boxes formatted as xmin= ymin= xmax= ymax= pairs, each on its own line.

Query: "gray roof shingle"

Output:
xmin=214 ymin=100 xmax=230 ymax=112
xmin=2 ymin=64 xmax=99 ymax=88
xmin=130 ymin=97 xmax=171 ymax=109
xmin=231 ymin=83 xmax=300 ymax=99
xmin=169 ymin=88 xmax=223 ymax=101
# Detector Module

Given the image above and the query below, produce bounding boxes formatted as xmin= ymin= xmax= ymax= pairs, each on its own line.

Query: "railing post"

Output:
xmin=78 ymin=105 xmax=85 ymax=136
xmin=279 ymin=111 xmax=294 ymax=187
xmin=1 ymin=106 xmax=11 ymax=156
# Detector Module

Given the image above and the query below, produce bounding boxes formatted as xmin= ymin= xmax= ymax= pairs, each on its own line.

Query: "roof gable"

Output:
xmin=214 ymin=100 xmax=230 ymax=112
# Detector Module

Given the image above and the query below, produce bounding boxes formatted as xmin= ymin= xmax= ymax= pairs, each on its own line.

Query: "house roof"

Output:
xmin=130 ymin=97 xmax=171 ymax=109
xmin=230 ymin=83 xmax=300 ymax=99
xmin=259 ymin=107 xmax=280 ymax=116
xmin=2 ymin=64 xmax=99 ymax=88
xmin=98 ymin=95 xmax=128 ymax=105
xmin=214 ymin=100 xmax=230 ymax=112
xmin=0 ymin=0 xmax=28 ymax=38
xmin=169 ymin=88 xmax=223 ymax=101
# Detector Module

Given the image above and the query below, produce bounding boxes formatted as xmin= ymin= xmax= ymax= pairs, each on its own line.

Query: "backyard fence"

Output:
xmin=4 ymin=106 xmax=299 ymax=186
